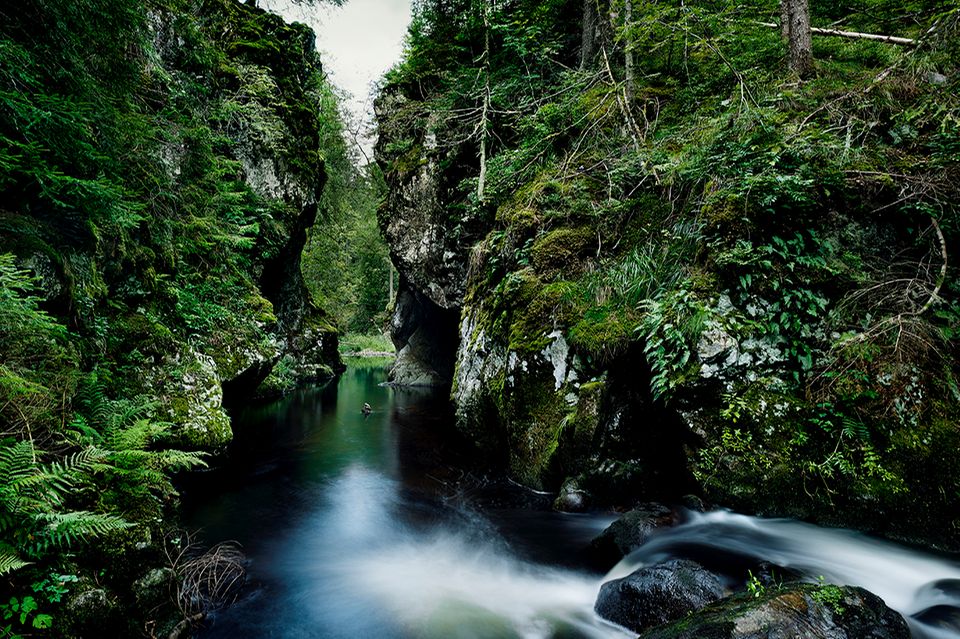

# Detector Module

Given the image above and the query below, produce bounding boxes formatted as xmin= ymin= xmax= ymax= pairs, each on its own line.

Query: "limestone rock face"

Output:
xmin=374 ymin=91 xmax=472 ymax=313
xmin=370 ymin=24 xmax=686 ymax=500
xmin=374 ymin=90 xmax=481 ymax=388
xmin=387 ymin=279 xmax=459 ymax=386
xmin=3 ymin=1 xmax=343 ymax=451
xmin=143 ymin=3 xmax=342 ymax=445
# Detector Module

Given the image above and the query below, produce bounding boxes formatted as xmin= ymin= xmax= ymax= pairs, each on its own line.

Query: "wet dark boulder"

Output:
xmin=595 ymin=559 xmax=725 ymax=633
xmin=588 ymin=503 xmax=676 ymax=566
xmin=640 ymin=583 xmax=910 ymax=639
xmin=554 ymin=477 xmax=592 ymax=512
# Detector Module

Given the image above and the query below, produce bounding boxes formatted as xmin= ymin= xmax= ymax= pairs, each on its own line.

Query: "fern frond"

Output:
xmin=107 ymin=418 xmax=161 ymax=451
xmin=64 ymin=414 xmax=102 ymax=446
xmin=0 ymin=548 xmax=29 ymax=576
xmin=74 ymin=373 xmax=110 ymax=430
xmin=105 ymin=402 xmax=158 ymax=436
xmin=0 ymin=512 xmax=17 ymax=533
xmin=0 ymin=440 xmax=38 ymax=484
xmin=841 ymin=417 xmax=870 ymax=442
xmin=107 ymin=449 xmax=154 ymax=466
xmin=155 ymin=449 xmax=208 ymax=472
xmin=35 ymin=511 xmax=131 ymax=550
xmin=48 ymin=446 xmax=107 ymax=476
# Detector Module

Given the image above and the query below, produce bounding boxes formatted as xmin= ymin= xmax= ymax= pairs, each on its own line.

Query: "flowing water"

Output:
xmin=183 ymin=362 xmax=960 ymax=639
xmin=609 ymin=511 xmax=960 ymax=639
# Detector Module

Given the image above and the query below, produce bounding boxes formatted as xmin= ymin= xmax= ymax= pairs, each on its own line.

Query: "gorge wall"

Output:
xmin=375 ymin=0 xmax=960 ymax=548
xmin=0 ymin=1 xmax=350 ymax=633
xmin=1 ymin=0 xmax=343 ymax=450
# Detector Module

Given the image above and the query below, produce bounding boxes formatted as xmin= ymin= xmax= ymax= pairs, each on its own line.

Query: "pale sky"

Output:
xmin=259 ymin=0 xmax=413 ymax=158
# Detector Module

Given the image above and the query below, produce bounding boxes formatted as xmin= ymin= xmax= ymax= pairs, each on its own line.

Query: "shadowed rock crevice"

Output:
xmin=388 ymin=276 xmax=460 ymax=387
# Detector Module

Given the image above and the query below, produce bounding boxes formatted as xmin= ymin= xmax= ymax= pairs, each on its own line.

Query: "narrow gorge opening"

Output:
xmin=387 ymin=275 xmax=461 ymax=387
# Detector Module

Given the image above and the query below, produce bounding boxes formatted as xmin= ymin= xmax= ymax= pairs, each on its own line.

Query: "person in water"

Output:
xmin=362 ymin=403 xmax=372 ymax=415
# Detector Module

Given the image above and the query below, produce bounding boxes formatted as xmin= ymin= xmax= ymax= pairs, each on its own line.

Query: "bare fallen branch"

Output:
xmin=756 ymin=21 xmax=916 ymax=45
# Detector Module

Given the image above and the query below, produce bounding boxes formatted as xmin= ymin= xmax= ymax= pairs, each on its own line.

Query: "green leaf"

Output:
xmin=32 ymin=614 xmax=53 ymax=629
xmin=19 ymin=598 xmax=36 ymax=615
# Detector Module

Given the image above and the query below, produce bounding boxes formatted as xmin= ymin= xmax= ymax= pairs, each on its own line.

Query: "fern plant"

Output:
xmin=69 ymin=381 xmax=207 ymax=519
xmin=0 ymin=440 xmax=130 ymax=576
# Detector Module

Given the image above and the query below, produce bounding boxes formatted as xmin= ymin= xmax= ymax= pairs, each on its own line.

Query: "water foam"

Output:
xmin=609 ymin=509 xmax=960 ymax=638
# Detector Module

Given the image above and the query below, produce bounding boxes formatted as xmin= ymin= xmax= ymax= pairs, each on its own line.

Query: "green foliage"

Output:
xmin=0 ymin=440 xmax=130 ymax=576
xmin=695 ymin=427 xmax=774 ymax=487
xmin=31 ymin=573 xmax=78 ymax=605
xmin=339 ymin=333 xmax=395 ymax=355
xmin=1 ymin=0 xmax=341 ymax=385
xmin=2 ymin=595 xmax=53 ymax=637
xmin=303 ymin=170 xmax=393 ymax=334
xmin=0 ymin=254 xmax=77 ymax=441
xmin=811 ymin=579 xmax=847 ymax=615
xmin=0 ymin=572 xmax=78 ymax=637
xmin=1 ymin=2 xmax=348 ymax=628
xmin=745 ymin=570 xmax=766 ymax=598
xmin=639 ymin=285 xmax=713 ymax=401
xmin=0 ymin=258 xmax=208 ymax=578
xmin=70 ymin=377 xmax=208 ymax=518
xmin=302 ymin=95 xmax=392 ymax=335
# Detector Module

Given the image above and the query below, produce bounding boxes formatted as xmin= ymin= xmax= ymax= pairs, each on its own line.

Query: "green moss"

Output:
xmin=502 ymin=370 xmax=570 ymax=489
xmin=110 ymin=312 xmax=177 ymax=360
xmin=530 ymin=226 xmax=596 ymax=281
xmin=701 ymin=190 xmax=750 ymax=237
xmin=568 ymin=304 xmax=638 ymax=363
xmin=495 ymin=204 xmax=538 ymax=228
xmin=507 ymin=278 xmax=571 ymax=354
xmin=166 ymin=395 xmax=232 ymax=449
xmin=553 ymin=380 xmax=605 ymax=474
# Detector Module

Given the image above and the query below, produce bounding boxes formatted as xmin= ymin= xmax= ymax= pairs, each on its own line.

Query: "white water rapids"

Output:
xmin=325 ymin=478 xmax=960 ymax=639
xmin=280 ymin=467 xmax=960 ymax=638
xmin=609 ymin=510 xmax=960 ymax=639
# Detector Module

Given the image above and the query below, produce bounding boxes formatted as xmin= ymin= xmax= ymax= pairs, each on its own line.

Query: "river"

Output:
xmin=183 ymin=361 xmax=960 ymax=639
xmin=182 ymin=361 xmax=625 ymax=638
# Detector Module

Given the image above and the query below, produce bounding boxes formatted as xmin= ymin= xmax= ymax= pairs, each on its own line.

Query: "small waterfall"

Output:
xmin=608 ymin=510 xmax=960 ymax=639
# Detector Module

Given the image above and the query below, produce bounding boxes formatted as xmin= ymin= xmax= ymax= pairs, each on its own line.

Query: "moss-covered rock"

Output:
xmin=641 ymin=583 xmax=910 ymax=639
xmin=375 ymin=0 xmax=960 ymax=553
xmin=530 ymin=226 xmax=597 ymax=281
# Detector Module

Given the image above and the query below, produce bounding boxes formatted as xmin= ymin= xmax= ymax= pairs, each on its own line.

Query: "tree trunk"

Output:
xmin=781 ymin=0 xmax=813 ymax=78
xmin=477 ymin=0 xmax=491 ymax=202
xmin=580 ymin=0 xmax=596 ymax=69
xmin=388 ymin=263 xmax=394 ymax=307
xmin=623 ymin=0 xmax=634 ymax=103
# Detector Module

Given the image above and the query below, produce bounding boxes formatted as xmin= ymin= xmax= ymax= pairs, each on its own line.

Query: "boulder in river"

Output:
xmin=594 ymin=558 xmax=725 ymax=633
xmin=588 ymin=503 xmax=676 ymax=566
xmin=640 ymin=582 xmax=911 ymax=639
xmin=553 ymin=477 xmax=592 ymax=512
